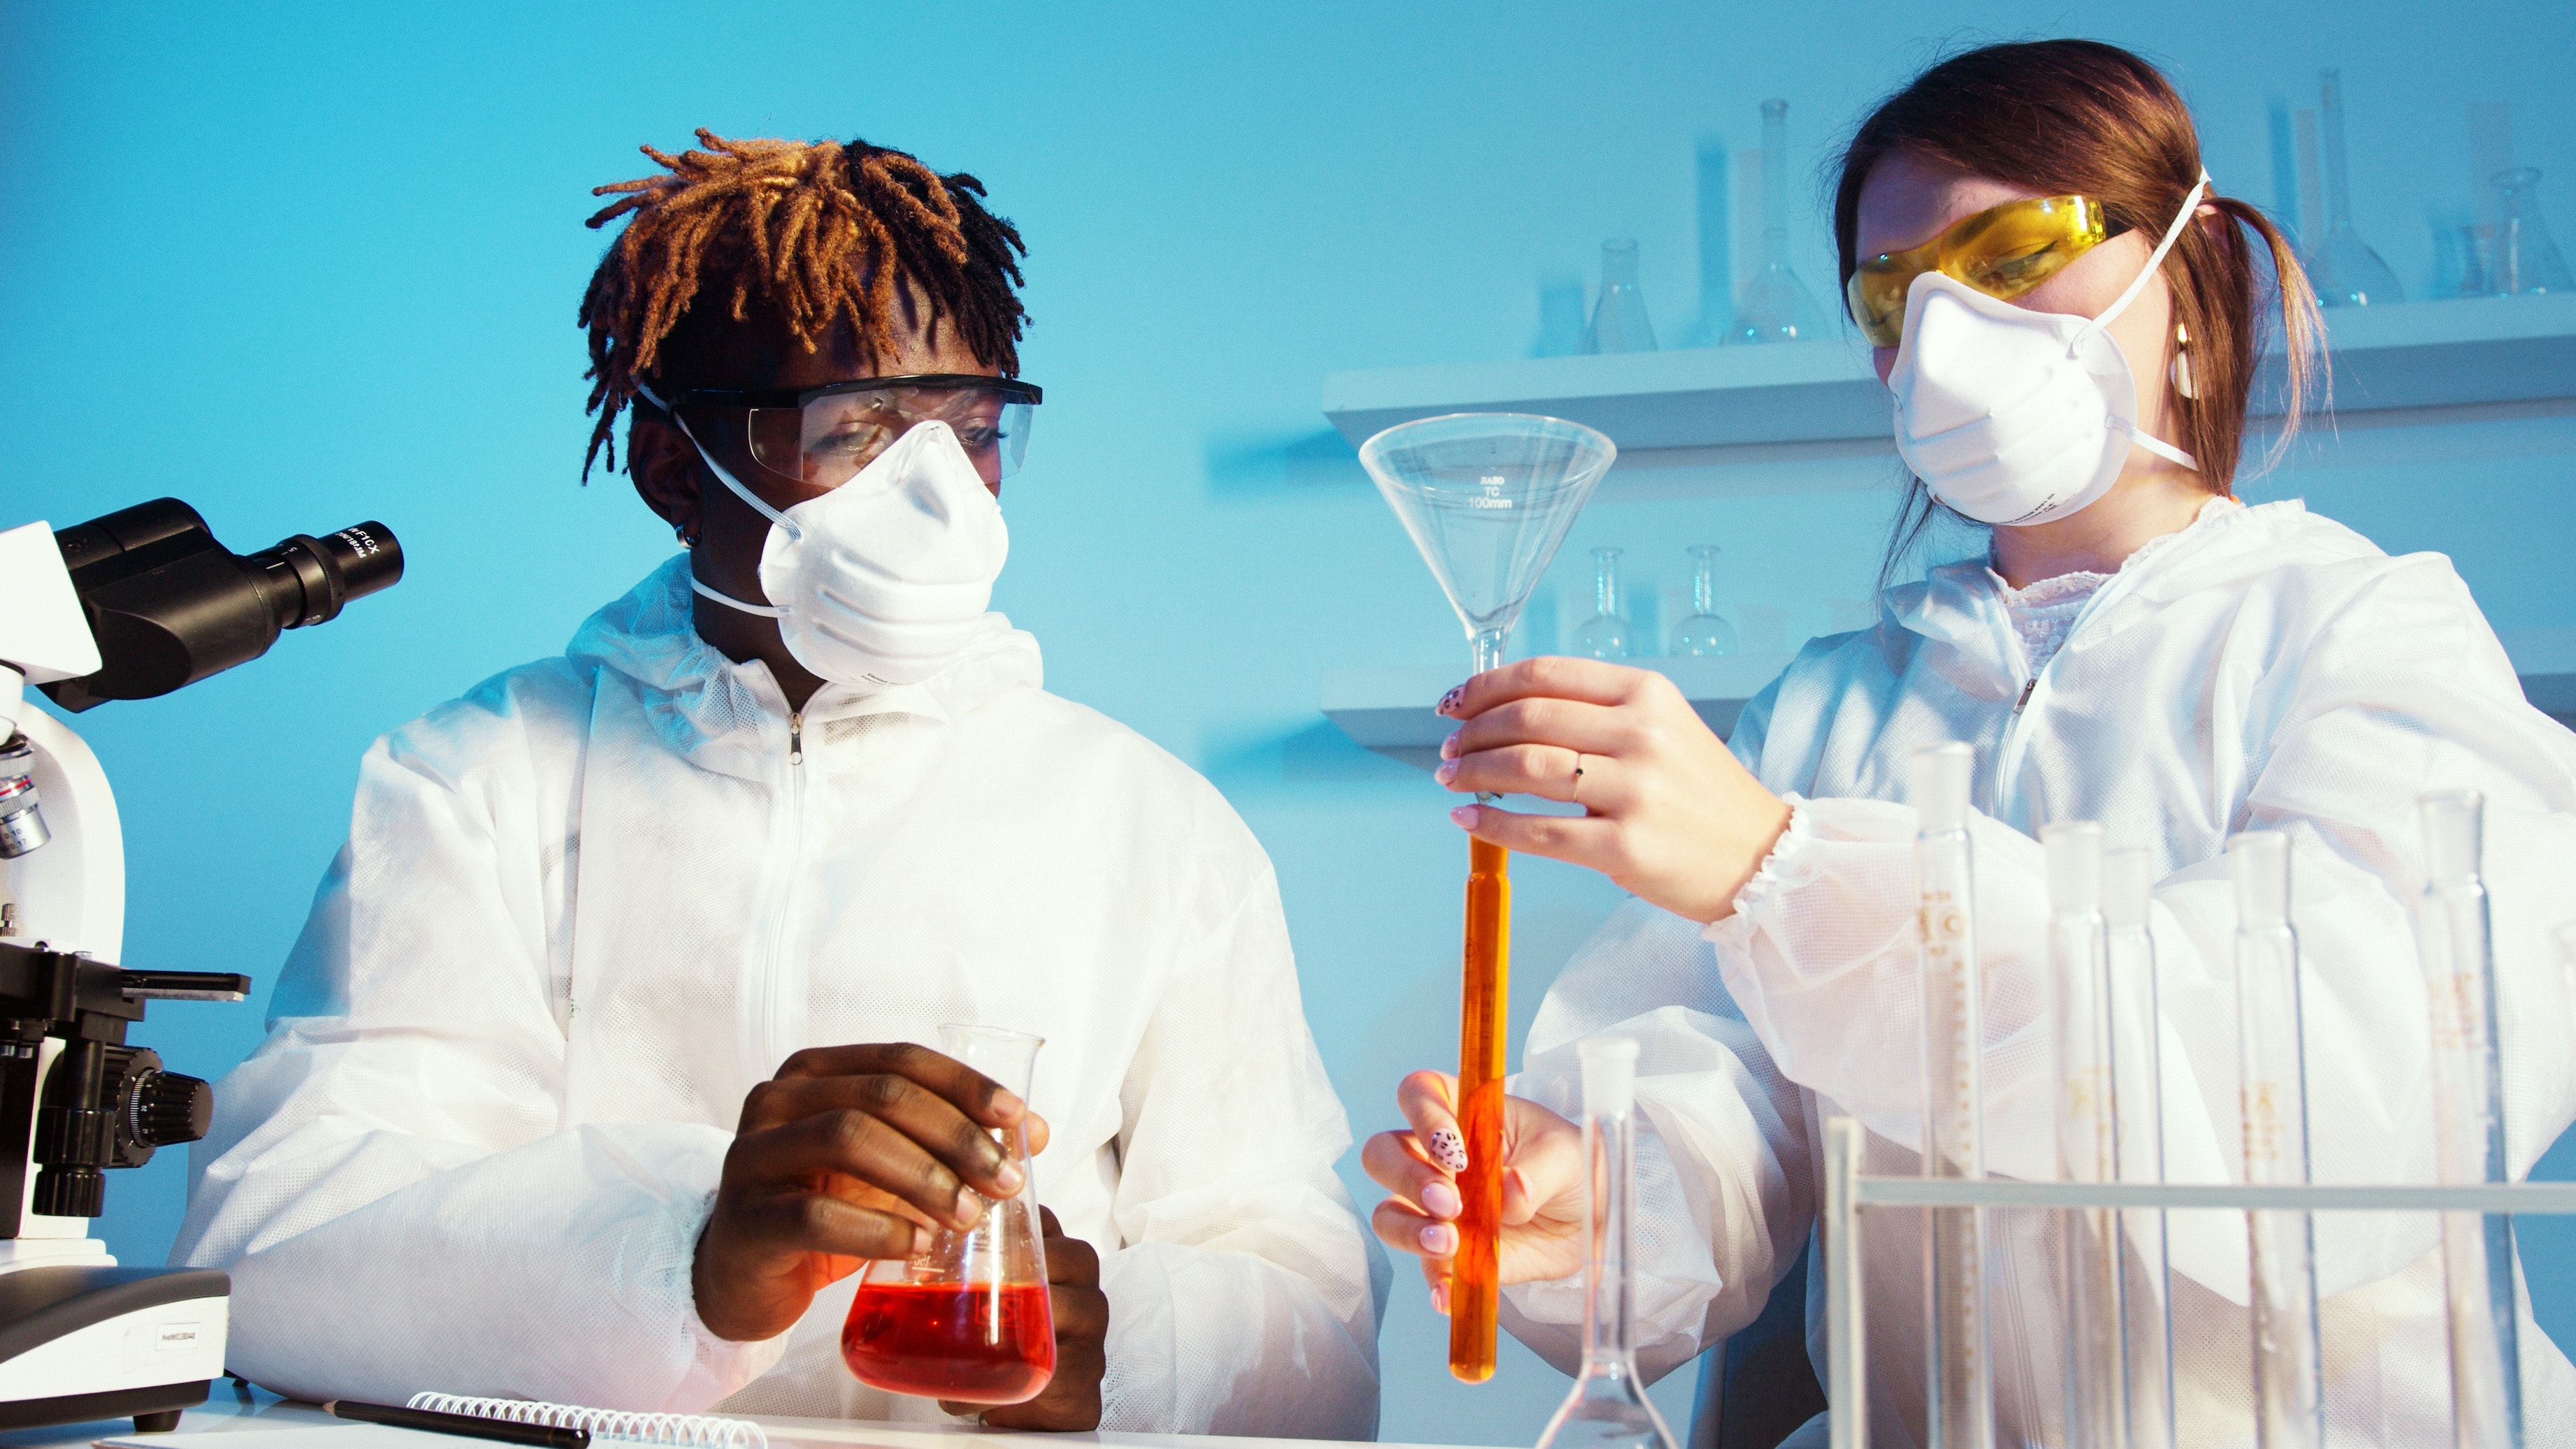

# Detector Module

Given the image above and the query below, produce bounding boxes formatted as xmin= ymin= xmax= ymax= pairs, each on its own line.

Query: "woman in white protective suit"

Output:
xmin=1363 ymin=40 xmax=2576 ymax=1448
xmin=175 ymin=131 xmax=1380 ymax=1436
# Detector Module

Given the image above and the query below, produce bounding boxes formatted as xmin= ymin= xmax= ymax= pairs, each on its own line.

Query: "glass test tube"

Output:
xmin=2046 ymin=822 xmax=2127 ymax=1448
xmin=1913 ymin=743 xmax=1994 ymax=1449
xmin=2418 ymin=791 xmax=2523 ymax=1449
xmin=2105 ymin=848 xmax=2178 ymax=1449
xmin=2229 ymin=831 xmax=2323 ymax=1449
xmin=1534 ymin=1037 xmax=1682 ymax=1449
xmin=1448 ymin=627 xmax=1512 ymax=1383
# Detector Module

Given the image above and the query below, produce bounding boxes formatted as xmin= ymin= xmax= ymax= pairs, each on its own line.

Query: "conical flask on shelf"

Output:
xmin=2306 ymin=69 xmax=2405 ymax=307
xmin=1726 ymin=99 xmax=1830 ymax=344
xmin=2493 ymin=168 xmax=2572 ymax=296
xmin=1582 ymin=240 xmax=1658 ymax=354
xmin=1533 ymin=1036 xmax=1681 ymax=1449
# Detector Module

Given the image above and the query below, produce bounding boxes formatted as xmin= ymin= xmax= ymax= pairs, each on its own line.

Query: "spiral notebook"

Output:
xmin=97 ymin=1394 xmax=766 ymax=1449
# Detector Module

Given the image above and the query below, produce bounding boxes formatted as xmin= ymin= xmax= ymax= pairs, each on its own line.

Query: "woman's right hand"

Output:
xmin=1362 ymin=1069 xmax=1588 ymax=1310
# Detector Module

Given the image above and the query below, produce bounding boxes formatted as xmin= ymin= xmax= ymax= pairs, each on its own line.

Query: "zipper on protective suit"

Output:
xmin=747 ymin=709 xmax=806 ymax=1077
xmin=1986 ymin=569 xmax=2148 ymax=829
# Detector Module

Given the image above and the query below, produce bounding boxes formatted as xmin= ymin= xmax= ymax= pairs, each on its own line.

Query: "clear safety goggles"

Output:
xmin=1846 ymin=195 xmax=2119 ymax=348
xmin=658 ymin=374 xmax=1042 ymax=489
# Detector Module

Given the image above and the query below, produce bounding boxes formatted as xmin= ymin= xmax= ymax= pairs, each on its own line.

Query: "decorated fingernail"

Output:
xmin=1421 ymin=1179 xmax=1463 ymax=1218
xmin=1449 ymin=805 xmax=1477 ymax=829
xmin=1419 ymin=1223 xmax=1458 ymax=1255
xmin=1436 ymin=685 xmax=1466 ymax=717
xmin=1426 ymin=1127 xmax=1470 ymax=1174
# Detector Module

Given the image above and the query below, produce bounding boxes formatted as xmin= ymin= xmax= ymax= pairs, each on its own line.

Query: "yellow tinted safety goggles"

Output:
xmin=1846 ymin=195 xmax=2114 ymax=347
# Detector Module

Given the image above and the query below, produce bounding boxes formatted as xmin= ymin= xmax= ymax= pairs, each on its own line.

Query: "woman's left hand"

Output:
xmin=1434 ymin=657 xmax=1791 ymax=924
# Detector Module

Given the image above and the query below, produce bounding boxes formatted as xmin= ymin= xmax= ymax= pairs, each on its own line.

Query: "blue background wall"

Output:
xmin=4 ymin=3 xmax=2573 ymax=1442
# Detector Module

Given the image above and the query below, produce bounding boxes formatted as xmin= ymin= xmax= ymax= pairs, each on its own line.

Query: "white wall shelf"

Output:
xmin=1326 ymin=632 xmax=2576 ymax=769
xmin=1321 ymin=293 xmax=2576 ymax=456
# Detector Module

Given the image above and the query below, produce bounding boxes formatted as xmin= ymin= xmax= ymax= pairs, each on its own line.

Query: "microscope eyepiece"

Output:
xmin=39 ymin=499 xmax=404 ymax=713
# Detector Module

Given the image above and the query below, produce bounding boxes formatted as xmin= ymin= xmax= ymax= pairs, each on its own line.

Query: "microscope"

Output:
xmin=0 ymin=498 xmax=401 ymax=1432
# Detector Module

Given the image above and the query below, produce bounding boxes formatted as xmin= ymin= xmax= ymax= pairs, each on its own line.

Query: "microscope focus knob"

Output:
xmin=129 ymin=1070 xmax=213 ymax=1147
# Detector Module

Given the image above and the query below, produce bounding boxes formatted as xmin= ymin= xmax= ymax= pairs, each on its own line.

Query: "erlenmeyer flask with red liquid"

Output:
xmin=842 ymin=1025 xmax=1054 ymax=1404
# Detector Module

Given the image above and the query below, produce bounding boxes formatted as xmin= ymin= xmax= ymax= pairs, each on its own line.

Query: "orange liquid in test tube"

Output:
xmin=1449 ymin=836 xmax=1511 ymax=1383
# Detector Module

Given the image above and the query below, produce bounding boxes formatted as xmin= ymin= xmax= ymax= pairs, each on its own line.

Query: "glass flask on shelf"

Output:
xmin=1533 ymin=1037 xmax=1681 ymax=1449
xmin=2493 ymin=169 xmax=2572 ymax=296
xmin=842 ymin=1025 xmax=1055 ymax=1404
xmin=2306 ymin=69 xmax=2405 ymax=307
xmin=1667 ymin=545 xmax=1738 ymax=657
xmin=1570 ymin=546 xmax=1632 ymax=659
xmin=1725 ymin=99 xmax=1830 ymax=344
xmin=1582 ymin=240 xmax=1658 ymax=354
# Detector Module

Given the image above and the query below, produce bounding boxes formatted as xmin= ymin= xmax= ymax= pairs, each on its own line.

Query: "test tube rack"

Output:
xmin=1818 ymin=1115 xmax=2576 ymax=1449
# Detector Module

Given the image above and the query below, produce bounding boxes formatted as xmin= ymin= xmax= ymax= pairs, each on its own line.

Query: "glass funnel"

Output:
xmin=1726 ymin=99 xmax=1829 ymax=344
xmin=1668 ymin=545 xmax=1737 ymax=657
xmin=2306 ymin=69 xmax=2405 ymax=307
xmin=1533 ymin=1037 xmax=1680 ymax=1449
xmin=842 ymin=1025 xmax=1053 ymax=1405
xmin=1359 ymin=414 xmax=1619 ymax=678
xmin=2493 ymin=169 xmax=2571 ymax=296
xmin=1572 ymin=546 xmax=1632 ymax=660
xmin=1583 ymin=240 xmax=1658 ymax=354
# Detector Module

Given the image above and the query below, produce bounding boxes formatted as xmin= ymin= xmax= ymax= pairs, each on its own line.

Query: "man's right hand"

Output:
xmin=694 ymin=1043 xmax=1050 ymax=1343
xmin=1361 ymin=1069 xmax=1586 ymax=1311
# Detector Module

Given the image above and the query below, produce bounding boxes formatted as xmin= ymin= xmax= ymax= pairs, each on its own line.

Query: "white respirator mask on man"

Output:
xmin=639 ymin=384 xmax=1010 ymax=690
xmin=1886 ymin=171 xmax=2210 ymax=527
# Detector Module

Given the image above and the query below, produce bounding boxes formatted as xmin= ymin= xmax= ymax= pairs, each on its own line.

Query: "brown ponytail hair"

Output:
xmin=1835 ymin=41 xmax=2322 ymax=581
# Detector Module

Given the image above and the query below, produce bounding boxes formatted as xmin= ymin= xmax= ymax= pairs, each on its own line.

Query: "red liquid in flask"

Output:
xmin=841 ymin=1280 xmax=1055 ymax=1404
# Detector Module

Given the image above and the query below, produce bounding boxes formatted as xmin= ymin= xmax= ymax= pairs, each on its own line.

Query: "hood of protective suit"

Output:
xmin=567 ymin=554 xmax=1044 ymax=781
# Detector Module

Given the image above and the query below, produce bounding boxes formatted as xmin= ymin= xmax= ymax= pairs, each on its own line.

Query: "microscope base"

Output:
xmin=0 ymin=1265 xmax=228 ymax=1433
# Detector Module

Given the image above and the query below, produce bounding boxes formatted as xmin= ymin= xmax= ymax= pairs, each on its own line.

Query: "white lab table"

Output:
xmin=0 ymin=1393 xmax=1506 ymax=1449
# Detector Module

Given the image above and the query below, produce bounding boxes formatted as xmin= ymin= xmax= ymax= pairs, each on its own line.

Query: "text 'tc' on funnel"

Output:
xmin=1358 ymin=414 xmax=1618 ymax=654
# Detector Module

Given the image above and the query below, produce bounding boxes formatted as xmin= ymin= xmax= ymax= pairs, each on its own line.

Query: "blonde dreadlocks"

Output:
xmin=577 ymin=130 xmax=1029 ymax=481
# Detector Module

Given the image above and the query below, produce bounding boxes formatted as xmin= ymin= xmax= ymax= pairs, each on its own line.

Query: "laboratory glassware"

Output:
xmin=2492 ymin=169 xmax=2571 ymax=296
xmin=1913 ymin=743 xmax=1994 ymax=1449
xmin=2418 ymin=791 xmax=2523 ymax=1449
xmin=2046 ymin=822 xmax=2126 ymax=1449
xmin=2228 ymin=832 xmax=2323 ymax=1449
xmin=1359 ymin=413 xmax=1616 ymax=1383
xmin=2305 ymin=69 xmax=2405 ymax=307
xmin=1533 ymin=1037 xmax=1684 ymax=1449
xmin=1727 ymin=99 xmax=1830 ymax=344
xmin=1583 ymin=240 xmax=1658 ymax=354
xmin=2105 ymin=847 xmax=2178 ymax=1449
xmin=1572 ymin=547 xmax=1633 ymax=660
xmin=1667 ymin=546 xmax=1739 ymax=657
xmin=843 ymin=1025 xmax=1054 ymax=1404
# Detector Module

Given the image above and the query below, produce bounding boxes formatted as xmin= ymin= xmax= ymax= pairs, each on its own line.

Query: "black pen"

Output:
xmin=324 ymin=1400 xmax=591 ymax=1449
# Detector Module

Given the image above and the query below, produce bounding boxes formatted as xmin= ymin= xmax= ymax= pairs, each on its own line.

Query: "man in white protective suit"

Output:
xmin=175 ymin=130 xmax=1382 ymax=1436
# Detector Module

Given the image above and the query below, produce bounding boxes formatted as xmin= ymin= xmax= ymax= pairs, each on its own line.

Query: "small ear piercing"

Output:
xmin=674 ymin=523 xmax=700 ymax=548
xmin=2171 ymin=321 xmax=2198 ymax=400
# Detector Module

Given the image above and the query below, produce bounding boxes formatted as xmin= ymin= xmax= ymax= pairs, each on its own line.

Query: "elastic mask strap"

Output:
xmin=2115 ymin=420 xmax=2201 ymax=472
xmin=2076 ymin=170 xmax=2213 ymax=345
xmin=690 ymin=575 xmax=786 ymax=618
xmin=632 ymin=382 xmax=800 ymax=539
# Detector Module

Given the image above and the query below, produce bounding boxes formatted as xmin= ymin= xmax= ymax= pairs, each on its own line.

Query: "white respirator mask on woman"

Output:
xmin=640 ymin=386 xmax=1010 ymax=690
xmin=1886 ymin=171 xmax=2210 ymax=527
